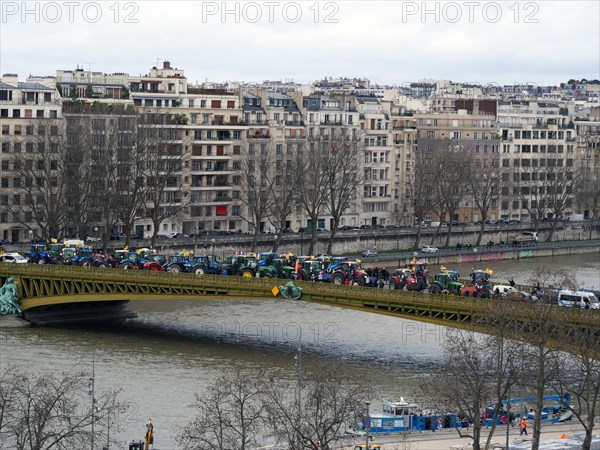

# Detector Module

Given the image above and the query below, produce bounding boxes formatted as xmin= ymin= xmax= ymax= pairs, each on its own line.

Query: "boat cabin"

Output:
xmin=382 ymin=399 xmax=419 ymax=416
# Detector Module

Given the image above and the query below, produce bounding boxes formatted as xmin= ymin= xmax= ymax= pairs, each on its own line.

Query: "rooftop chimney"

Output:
xmin=163 ymin=61 xmax=171 ymax=69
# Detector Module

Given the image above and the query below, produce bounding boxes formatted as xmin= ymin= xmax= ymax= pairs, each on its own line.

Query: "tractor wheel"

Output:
xmin=38 ymin=258 xmax=47 ymax=265
xmin=121 ymin=262 xmax=134 ymax=270
xmin=81 ymin=260 xmax=92 ymax=268
xmin=403 ymin=284 xmax=409 ymax=291
xmin=97 ymin=262 xmax=106 ymax=269
xmin=262 ymin=273 xmax=273 ymax=279
xmin=167 ymin=265 xmax=180 ymax=273
xmin=194 ymin=266 xmax=205 ymax=275
xmin=333 ymin=273 xmax=344 ymax=285
xmin=441 ymin=289 xmax=450 ymax=295
xmin=430 ymin=284 xmax=442 ymax=294
xmin=148 ymin=265 xmax=160 ymax=272
xmin=355 ymin=277 xmax=365 ymax=286
xmin=241 ymin=268 xmax=254 ymax=278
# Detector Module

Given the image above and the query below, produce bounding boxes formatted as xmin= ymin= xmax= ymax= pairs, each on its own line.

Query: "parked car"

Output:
xmin=316 ymin=228 xmax=328 ymax=232
xmin=421 ymin=245 xmax=439 ymax=253
xmin=338 ymin=225 xmax=355 ymax=231
xmin=0 ymin=252 xmax=28 ymax=264
xmin=359 ymin=224 xmax=372 ymax=230
xmin=361 ymin=249 xmax=378 ymax=257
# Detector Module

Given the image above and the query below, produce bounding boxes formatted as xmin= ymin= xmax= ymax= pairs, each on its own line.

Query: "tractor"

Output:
xmin=322 ymin=261 xmax=368 ymax=285
xmin=295 ymin=259 xmax=326 ymax=281
xmin=26 ymin=243 xmax=62 ymax=264
xmin=116 ymin=248 xmax=164 ymax=271
xmin=220 ymin=255 xmax=275 ymax=278
xmin=71 ymin=248 xmax=107 ymax=268
xmin=428 ymin=270 xmax=463 ymax=295
xmin=389 ymin=268 xmax=426 ymax=291
xmin=460 ymin=269 xmax=493 ymax=298
xmin=164 ymin=254 xmax=221 ymax=275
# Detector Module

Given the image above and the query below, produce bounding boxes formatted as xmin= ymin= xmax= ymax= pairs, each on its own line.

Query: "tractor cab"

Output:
xmin=258 ymin=252 xmax=278 ymax=265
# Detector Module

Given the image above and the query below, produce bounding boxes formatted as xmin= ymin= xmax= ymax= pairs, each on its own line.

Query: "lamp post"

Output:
xmin=273 ymin=234 xmax=278 ymax=252
xmin=365 ymin=400 xmax=371 ymax=450
xmin=505 ymin=391 xmax=511 ymax=450
xmin=300 ymin=231 xmax=304 ymax=255
xmin=211 ymin=238 xmax=215 ymax=258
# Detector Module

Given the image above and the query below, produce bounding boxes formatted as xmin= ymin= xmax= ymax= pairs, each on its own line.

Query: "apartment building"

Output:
xmin=356 ymin=96 xmax=394 ymax=227
xmin=0 ymin=75 xmax=62 ymax=242
xmin=390 ymin=105 xmax=416 ymax=226
xmin=497 ymin=100 xmax=578 ymax=222
xmin=574 ymin=106 xmax=600 ymax=218
xmin=414 ymin=108 xmax=500 ymax=223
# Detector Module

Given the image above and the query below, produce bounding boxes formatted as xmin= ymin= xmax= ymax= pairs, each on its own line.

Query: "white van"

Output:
xmin=557 ymin=290 xmax=599 ymax=310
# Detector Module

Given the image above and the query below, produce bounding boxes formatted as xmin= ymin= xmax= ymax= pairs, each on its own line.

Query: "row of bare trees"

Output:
xmin=423 ymin=268 xmax=600 ymax=450
xmin=236 ymin=133 xmax=364 ymax=255
xmin=410 ymin=142 xmax=586 ymax=248
xmin=0 ymin=367 xmax=127 ymax=450
xmin=8 ymin=109 xmax=186 ymax=250
xmin=177 ymin=364 xmax=368 ymax=450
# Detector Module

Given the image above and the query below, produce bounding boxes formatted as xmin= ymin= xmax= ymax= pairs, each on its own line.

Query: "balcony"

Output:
xmin=285 ymin=120 xmax=305 ymax=126
xmin=247 ymin=132 xmax=270 ymax=139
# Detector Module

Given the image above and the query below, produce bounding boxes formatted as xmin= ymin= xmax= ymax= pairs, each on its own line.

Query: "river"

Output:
xmin=0 ymin=253 xmax=598 ymax=449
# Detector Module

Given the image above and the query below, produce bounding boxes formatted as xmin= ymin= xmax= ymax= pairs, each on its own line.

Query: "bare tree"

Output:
xmin=550 ymin=325 xmax=600 ymax=450
xmin=576 ymin=138 xmax=600 ymax=239
xmin=323 ymin=131 xmax=364 ymax=254
xmin=545 ymin=160 xmax=581 ymax=241
xmin=295 ymin=139 xmax=329 ymax=256
xmin=467 ymin=159 xmax=501 ymax=245
xmin=178 ymin=367 xmax=265 ymax=450
xmin=235 ymin=140 xmax=276 ymax=252
xmin=421 ymin=329 xmax=489 ymax=450
xmin=0 ymin=366 xmax=126 ymax=450
xmin=62 ymin=110 xmax=95 ymax=240
xmin=517 ymin=268 xmax=578 ymax=450
xmin=139 ymin=114 xmax=188 ymax=248
xmin=114 ymin=113 xmax=148 ymax=248
xmin=9 ymin=119 xmax=69 ymax=243
xmin=409 ymin=146 xmax=438 ymax=249
xmin=267 ymin=143 xmax=300 ymax=253
xmin=262 ymin=364 xmax=367 ymax=450
xmin=431 ymin=144 xmax=469 ymax=246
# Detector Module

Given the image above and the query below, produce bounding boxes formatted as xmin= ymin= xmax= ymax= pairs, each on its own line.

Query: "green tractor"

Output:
xmin=428 ymin=269 xmax=463 ymax=295
xmin=221 ymin=255 xmax=276 ymax=278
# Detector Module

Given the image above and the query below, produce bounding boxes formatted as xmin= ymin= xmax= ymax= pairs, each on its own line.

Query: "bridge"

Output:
xmin=2 ymin=266 xmax=599 ymax=341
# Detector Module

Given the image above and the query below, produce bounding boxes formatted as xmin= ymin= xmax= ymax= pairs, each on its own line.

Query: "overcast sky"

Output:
xmin=1 ymin=1 xmax=599 ymax=86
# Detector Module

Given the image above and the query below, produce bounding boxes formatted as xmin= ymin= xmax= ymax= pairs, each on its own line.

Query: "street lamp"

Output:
xmin=365 ymin=401 xmax=371 ymax=450
xmin=273 ymin=234 xmax=278 ymax=252
xmin=211 ymin=238 xmax=215 ymax=258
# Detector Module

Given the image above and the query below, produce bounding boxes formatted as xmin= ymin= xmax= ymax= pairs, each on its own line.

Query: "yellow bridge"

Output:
xmin=1 ymin=265 xmax=598 ymax=338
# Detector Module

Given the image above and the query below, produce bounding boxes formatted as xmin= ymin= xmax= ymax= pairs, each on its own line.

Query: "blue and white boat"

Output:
xmin=358 ymin=399 xmax=464 ymax=434
xmin=482 ymin=393 xmax=572 ymax=427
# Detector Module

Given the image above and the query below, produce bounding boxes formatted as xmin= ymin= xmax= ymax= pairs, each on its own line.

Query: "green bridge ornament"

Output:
xmin=0 ymin=276 xmax=21 ymax=315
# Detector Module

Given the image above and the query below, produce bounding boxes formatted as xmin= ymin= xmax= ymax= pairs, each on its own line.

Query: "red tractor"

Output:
xmin=460 ymin=269 xmax=493 ymax=298
xmin=390 ymin=260 xmax=429 ymax=291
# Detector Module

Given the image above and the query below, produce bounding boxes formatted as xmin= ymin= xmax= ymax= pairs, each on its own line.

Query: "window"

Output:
xmin=211 ymin=100 xmax=221 ymax=108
